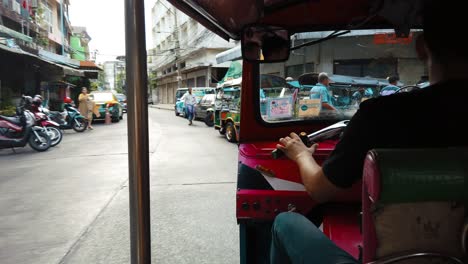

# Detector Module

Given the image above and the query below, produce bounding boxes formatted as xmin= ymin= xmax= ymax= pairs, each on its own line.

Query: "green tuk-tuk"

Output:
xmin=214 ymin=77 xmax=242 ymax=142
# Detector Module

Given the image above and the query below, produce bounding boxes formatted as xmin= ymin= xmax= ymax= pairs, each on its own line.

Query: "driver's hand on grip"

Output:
xmin=277 ymin=132 xmax=318 ymax=162
xmin=277 ymin=132 xmax=340 ymax=203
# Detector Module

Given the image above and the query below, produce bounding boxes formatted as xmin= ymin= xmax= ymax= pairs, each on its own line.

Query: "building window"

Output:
xmin=333 ymin=59 xmax=397 ymax=78
xmin=187 ymin=78 xmax=195 ymax=87
xmin=180 ymin=61 xmax=186 ymax=69
xmin=43 ymin=2 xmax=53 ymax=33
xmin=196 ymin=76 xmax=206 ymax=87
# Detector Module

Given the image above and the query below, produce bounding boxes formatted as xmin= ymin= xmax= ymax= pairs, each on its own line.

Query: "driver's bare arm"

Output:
xmin=277 ymin=133 xmax=341 ymax=203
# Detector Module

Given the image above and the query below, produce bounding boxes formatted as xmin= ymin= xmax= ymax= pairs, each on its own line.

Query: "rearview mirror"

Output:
xmin=241 ymin=25 xmax=290 ymax=63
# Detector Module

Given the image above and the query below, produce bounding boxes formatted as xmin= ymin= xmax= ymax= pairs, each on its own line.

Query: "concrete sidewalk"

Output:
xmin=149 ymin=104 xmax=174 ymax=111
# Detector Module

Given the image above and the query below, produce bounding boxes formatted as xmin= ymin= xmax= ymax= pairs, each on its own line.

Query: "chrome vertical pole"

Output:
xmin=124 ymin=0 xmax=151 ymax=263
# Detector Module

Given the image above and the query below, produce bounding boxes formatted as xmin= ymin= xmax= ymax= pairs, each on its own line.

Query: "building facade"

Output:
xmin=260 ymin=31 xmax=425 ymax=86
xmin=0 ymin=0 xmax=100 ymax=112
xmin=103 ymin=59 xmax=125 ymax=92
xmin=70 ymin=26 xmax=91 ymax=61
xmin=149 ymin=0 xmax=235 ymax=104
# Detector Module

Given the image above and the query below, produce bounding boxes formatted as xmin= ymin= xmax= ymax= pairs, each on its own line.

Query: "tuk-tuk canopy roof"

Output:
xmin=167 ymin=0 xmax=423 ymax=40
xmin=330 ymin=75 xmax=393 ymax=87
xmin=289 ymin=74 xmax=403 ymax=88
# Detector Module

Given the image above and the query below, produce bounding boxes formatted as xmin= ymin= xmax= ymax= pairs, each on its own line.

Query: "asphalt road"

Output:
xmin=0 ymin=108 xmax=239 ymax=264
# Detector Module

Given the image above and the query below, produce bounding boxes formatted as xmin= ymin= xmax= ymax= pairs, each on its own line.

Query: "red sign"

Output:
xmin=374 ymin=33 xmax=413 ymax=45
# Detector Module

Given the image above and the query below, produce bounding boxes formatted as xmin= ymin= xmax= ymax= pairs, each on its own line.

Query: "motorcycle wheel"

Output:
xmin=72 ymin=117 xmax=87 ymax=132
xmin=29 ymin=130 xmax=51 ymax=152
xmin=46 ymin=127 xmax=63 ymax=147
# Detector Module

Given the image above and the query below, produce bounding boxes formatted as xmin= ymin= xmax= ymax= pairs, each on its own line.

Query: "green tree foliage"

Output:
xmin=115 ymin=71 xmax=126 ymax=94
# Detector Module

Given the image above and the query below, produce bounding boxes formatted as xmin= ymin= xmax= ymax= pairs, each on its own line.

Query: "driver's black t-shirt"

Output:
xmin=322 ymin=79 xmax=468 ymax=188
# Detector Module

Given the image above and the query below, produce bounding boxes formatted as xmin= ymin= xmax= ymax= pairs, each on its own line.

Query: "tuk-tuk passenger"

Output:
xmin=271 ymin=2 xmax=468 ymax=263
xmin=310 ymin=72 xmax=337 ymax=111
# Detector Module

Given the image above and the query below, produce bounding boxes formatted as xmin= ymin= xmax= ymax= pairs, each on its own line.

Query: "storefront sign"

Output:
xmin=374 ymin=33 xmax=413 ymax=45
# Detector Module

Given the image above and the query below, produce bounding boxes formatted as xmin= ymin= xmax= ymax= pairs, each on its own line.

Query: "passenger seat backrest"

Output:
xmin=362 ymin=148 xmax=467 ymax=264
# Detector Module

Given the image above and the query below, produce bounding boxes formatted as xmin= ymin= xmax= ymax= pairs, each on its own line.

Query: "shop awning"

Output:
xmin=79 ymin=60 xmax=103 ymax=71
xmin=40 ymin=58 xmax=85 ymax=77
xmin=0 ymin=25 xmax=33 ymax=43
xmin=39 ymin=49 xmax=81 ymax=68
xmin=215 ymin=45 xmax=241 ymax=64
xmin=79 ymin=61 xmax=102 ymax=79
xmin=0 ymin=42 xmax=34 ymax=56
xmin=0 ymin=44 xmax=84 ymax=77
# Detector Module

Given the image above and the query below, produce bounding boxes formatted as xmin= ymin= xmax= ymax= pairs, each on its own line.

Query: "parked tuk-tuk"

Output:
xmin=214 ymin=74 xmax=291 ymax=142
xmin=214 ymin=78 xmax=242 ymax=142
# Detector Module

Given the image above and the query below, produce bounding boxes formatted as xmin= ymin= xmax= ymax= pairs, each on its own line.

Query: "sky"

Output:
xmin=69 ymin=0 xmax=156 ymax=63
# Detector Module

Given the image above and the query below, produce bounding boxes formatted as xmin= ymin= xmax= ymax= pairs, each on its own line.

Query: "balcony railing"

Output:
xmin=1 ymin=0 xmax=47 ymax=35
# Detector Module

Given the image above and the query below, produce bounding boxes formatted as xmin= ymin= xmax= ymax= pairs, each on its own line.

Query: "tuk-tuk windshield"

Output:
xmin=259 ymin=29 xmax=426 ymax=122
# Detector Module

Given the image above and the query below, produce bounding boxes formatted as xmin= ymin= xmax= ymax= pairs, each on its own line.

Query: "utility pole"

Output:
xmin=172 ymin=6 xmax=182 ymax=90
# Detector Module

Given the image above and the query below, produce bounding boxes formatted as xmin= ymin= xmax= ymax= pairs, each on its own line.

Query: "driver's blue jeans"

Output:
xmin=270 ymin=212 xmax=359 ymax=264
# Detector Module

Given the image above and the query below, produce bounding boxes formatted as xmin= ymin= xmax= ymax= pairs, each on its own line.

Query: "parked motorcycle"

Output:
xmin=47 ymin=97 xmax=87 ymax=132
xmin=0 ymin=96 xmax=51 ymax=152
xmin=30 ymin=96 xmax=63 ymax=147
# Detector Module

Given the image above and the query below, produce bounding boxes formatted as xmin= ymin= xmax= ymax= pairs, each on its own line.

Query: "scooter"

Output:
xmin=0 ymin=96 xmax=51 ymax=152
xmin=46 ymin=98 xmax=87 ymax=132
xmin=33 ymin=110 xmax=63 ymax=147
xmin=29 ymin=96 xmax=63 ymax=147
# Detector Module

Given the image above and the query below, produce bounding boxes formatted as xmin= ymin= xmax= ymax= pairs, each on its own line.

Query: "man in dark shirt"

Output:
xmin=270 ymin=1 xmax=468 ymax=263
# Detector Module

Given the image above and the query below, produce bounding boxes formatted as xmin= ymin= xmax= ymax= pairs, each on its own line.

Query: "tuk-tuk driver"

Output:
xmin=310 ymin=72 xmax=337 ymax=111
xmin=271 ymin=1 xmax=468 ymax=263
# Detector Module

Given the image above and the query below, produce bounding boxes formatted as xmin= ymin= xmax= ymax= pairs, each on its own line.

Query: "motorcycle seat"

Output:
xmin=0 ymin=115 xmax=22 ymax=125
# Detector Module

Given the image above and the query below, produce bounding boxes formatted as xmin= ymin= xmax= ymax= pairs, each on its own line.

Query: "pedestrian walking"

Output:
xmin=181 ymin=87 xmax=197 ymax=125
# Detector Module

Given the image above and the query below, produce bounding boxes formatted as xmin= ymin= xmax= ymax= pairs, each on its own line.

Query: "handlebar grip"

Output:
xmin=271 ymin=148 xmax=284 ymax=159
xmin=299 ymin=132 xmax=309 ymax=146
xmin=272 ymin=132 xmax=309 ymax=159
